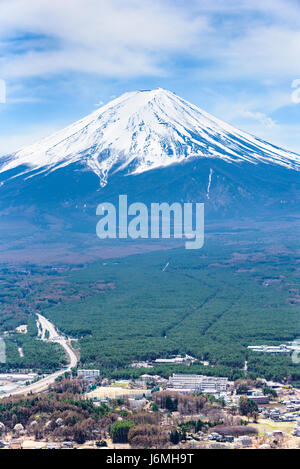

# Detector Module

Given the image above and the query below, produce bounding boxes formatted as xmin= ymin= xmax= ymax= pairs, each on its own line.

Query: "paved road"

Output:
xmin=0 ymin=314 xmax=78 ymax=398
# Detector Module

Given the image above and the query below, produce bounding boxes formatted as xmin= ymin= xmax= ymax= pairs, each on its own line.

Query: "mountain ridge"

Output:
xmin=1 ymin=88 xmax=299 ymax=189
xmin=0 ymin=88 xmax=299 ymax=241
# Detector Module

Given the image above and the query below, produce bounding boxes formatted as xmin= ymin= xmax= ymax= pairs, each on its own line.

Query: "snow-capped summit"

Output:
xmin=1 ymin=88 xmax=299 ymax=187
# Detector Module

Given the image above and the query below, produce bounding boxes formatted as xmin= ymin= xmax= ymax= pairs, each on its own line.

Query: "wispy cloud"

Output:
xmin=2 ymin=0 xmax=300 ymax=82
xmin=1 ymin=0 xmax=300 ymax=153
xmin=1 ymin=0 xmax=299 ymax=79
xmin=0 ymin=0 xmax=208 ymax=79
xmin=239 ymin=110 xmax=276 ymax=129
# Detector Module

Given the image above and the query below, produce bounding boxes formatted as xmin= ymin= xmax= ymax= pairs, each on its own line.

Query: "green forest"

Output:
xmin=43 ymin=236 xmax=300 ymax=382
xmin=1 ymin=232 xmax=299 ymax=381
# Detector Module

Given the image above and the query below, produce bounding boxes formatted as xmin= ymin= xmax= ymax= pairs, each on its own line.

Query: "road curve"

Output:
xmin=0 ymin=313 xmax=78 ymax=398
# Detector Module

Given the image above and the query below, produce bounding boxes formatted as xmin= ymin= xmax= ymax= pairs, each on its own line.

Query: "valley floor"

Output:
xmin=0 ymin=226 xmax=299 ymax=385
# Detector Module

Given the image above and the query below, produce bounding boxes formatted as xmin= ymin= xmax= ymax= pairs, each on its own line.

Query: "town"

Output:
xmin=1 ymin=366 xmax=300 ymax=450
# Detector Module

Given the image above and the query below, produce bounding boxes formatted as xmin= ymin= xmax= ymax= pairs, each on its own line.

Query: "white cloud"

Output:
xmin=222 ymin=27 xmax=300 ymax=79
xmin=204 ymin=88 xmax=291 ymax=126
xmin=94 ymin=100 xmax=104 ymax=107
xmin=1 ymin=0 xmax=300 ymax=155
xmin=0 ymin=0 xmax=209 ymax=79
xmin=1 ymin=0 xmax=300 ymax=83
xmin=238 ymin=121 xmax=300 ymax=154
xmin=239 ymin=110 xmax=276 ymax=129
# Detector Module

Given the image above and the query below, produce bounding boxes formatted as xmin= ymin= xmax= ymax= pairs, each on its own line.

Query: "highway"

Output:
xmin=0 ymin=313 xmax=78 ymax=398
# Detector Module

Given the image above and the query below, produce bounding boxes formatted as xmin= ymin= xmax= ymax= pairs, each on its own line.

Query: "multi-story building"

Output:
xmin=247 ymin=345 xmax=291 ymax=354
xmin=168 ymin=374 xmax=229 ymax=394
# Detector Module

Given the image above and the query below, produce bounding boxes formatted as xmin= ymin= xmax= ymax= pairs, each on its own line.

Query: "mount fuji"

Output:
xmin=0 ymin=88 xmax=299 ymax=238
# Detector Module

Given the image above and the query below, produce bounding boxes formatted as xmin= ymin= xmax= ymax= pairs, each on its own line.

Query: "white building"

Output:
xmin=0 ymin=373 xmax=37 ymax=382
xmin=154 ymin=354 xmax=196 ymax=364
xmin=77 ymin=369 xmax=100 ymax=382
xmin=168 ymin=374 xmax=229 ymax=394
xmin=0 ymin=384 xmax=19 ymax=394
xmin=247 ymin=345 xmax=291 ymax=354
xmin=15 ymin=325 xmax=27 ymax=334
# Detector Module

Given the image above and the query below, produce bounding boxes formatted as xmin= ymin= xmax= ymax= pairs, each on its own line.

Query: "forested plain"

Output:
xmin=1 ymin=231 xmax=299 ymax=382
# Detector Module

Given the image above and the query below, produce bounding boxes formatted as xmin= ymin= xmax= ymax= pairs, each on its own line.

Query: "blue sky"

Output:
xmin=1 ymin=0 xmax=300 ymax=154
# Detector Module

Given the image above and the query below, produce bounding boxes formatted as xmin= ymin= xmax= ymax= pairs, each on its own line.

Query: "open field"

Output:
xmin=252 ymin=418 xmax=295 ymax=435
xmin=86 ymin=386 xmax=148 ymax=400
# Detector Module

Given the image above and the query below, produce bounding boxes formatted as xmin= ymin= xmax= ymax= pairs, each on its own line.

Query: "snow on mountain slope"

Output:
xmin=1 ymin=88 xmax=299 ymax=187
